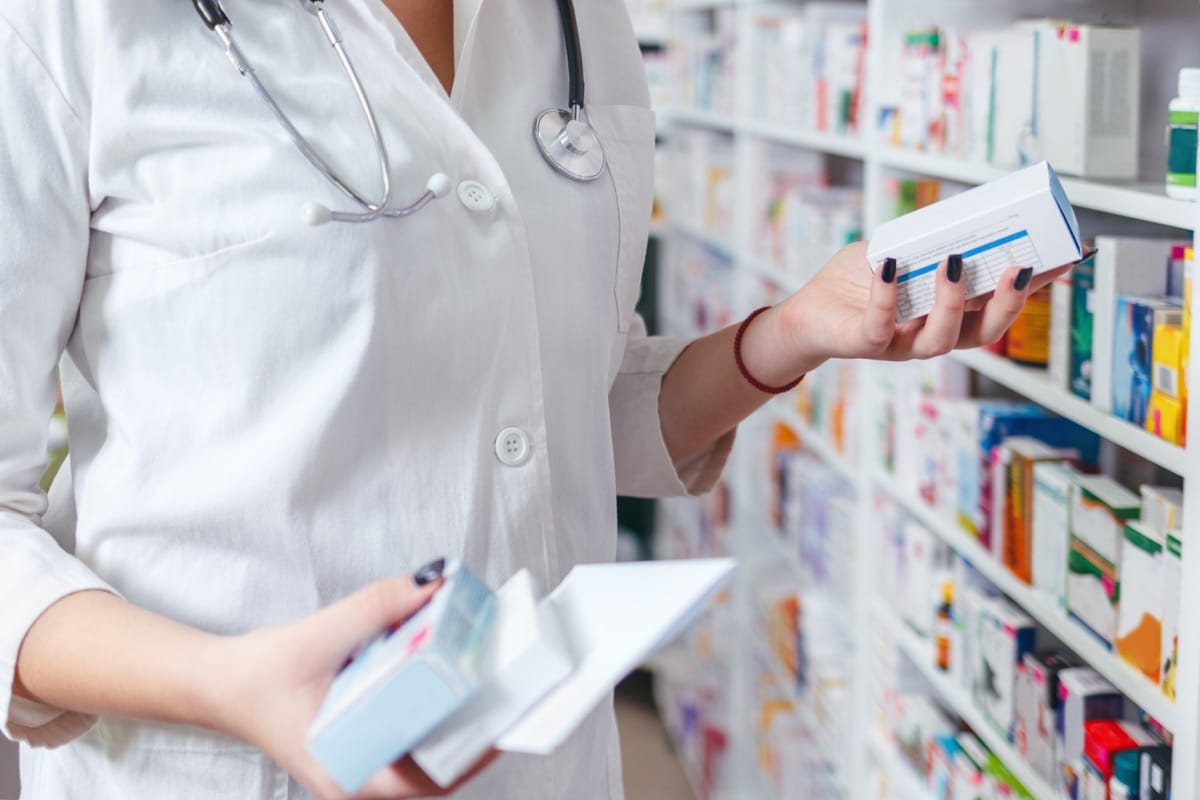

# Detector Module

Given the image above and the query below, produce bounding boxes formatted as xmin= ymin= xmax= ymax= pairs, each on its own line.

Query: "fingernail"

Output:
xmin=882 ymin=257 xmax=897 ymax=284
xmin=414 ymin=557 xmax=447 ymax=587
xmin=947 ymin=254 xmax=963 ymax=283
xmin=1014 ymin=267 xmax=1034 ymax=292
xmin=1073 ymin=248 xmax=1099 ymax=265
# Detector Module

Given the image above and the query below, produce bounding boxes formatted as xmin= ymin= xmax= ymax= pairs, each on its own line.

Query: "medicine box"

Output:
xmin=1049 ymin=268 xmax=1074 ymax=390
xmin=1056 ymin=668 xmax=1125 ymax=800
xmin=1140 ymin=746 xmax=1172 ymax=800
xmin=1115 ymin=522 xmax=1166 ymax=683
xmin=1069 ymin=257 xmax=1096 ymax=401
xmin=985 ymin=752 xmax=1035 ymax=799
xmin=1139 ymin=486 xmax=1183 ymax=535
xmin=412 ymin=570 xmax=573 ymax=787
xmin=954 ymin=402 xmax=1099 ymax=548
xmin=1080 ymin=720 xmax=1158 ymax=800
xmin=996 ymin=438 xmax=1078 ymax=584
xmin=1112 ymin=296 xmax=1183 ymax=427
xmin=1037 ymin=25 xmax=1141 ymax=179
xmin=954 ymin=733 xmax=989 ymax=800
xmin=866 ymin=161 xmax=1082 ymax=322
xmin=1015 ymin=650 xmax=1081 ymax=784
xmin=1032 ymin=462 xmax=1079 ymax=608
xmin=1089 ymin=237 xmax=1175 ymax=415
xmin=1067 ymin=536 xmax=1120 ymax=646
xmin=1161 ymin=531 xmax=1183 ymax=700
xmin=977 ymin=597 xmax=1036 ymax=739
xmin=1069 ymin=475 xmax=1140 ymax=565
xmin=308 ymin=561 xmax=496 ymax=794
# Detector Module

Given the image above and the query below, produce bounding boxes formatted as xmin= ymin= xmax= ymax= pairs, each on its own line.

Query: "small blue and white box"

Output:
xmin=866 ymin=161 xmax=1082 ymax=322
xmin=307 ymin=560 xmax=496 ymax=793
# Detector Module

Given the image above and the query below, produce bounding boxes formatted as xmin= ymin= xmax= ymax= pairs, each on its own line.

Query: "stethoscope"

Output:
xmin=191 ymin=0 xmax=606 ymax=227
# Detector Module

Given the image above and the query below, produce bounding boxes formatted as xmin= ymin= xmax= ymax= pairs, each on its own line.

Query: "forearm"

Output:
xmin=659 ymin=303 xmax=825 ymax=464
xmin=14 ymin=590 xmax=229 ymax=733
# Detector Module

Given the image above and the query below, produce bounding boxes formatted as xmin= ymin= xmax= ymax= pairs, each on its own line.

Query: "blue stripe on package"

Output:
xmin=307 ymin=561 xmax=496 ymax=793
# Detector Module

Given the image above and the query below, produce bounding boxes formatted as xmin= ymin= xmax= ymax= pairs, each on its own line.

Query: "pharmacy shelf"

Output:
xmin=774 ymin=404 xmax=859 ymax=484
xmin=882 ymin=606 xmax=1057 ymax=800
xmin=741 ymin=251 xmax=801 ymax=292
xmin=739 ymin=118 xmax=868 ymax=160
xmin=873 ymin=470 xmax=1179 ymax=730
xmin=951 ymin=348 xmax=1187 ymax=475
xmin=875 ymin=146 xmax=1196 ymax=230
xmin=668 ymin=219 xmax=734 ymax=255
xmin=670 ymin=0 xmax=734 ymax=11
xmin=664 ymin=106 xmax=738 ymax=132
xmin=866 ymin=733 xmax=933 ymax=800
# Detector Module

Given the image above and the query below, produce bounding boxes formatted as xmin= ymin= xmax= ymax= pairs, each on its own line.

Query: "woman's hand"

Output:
xmin=776 ymin=240 xmax=1075 ymax=368
xmin=210 ymin=564 xmax=498 ymax=800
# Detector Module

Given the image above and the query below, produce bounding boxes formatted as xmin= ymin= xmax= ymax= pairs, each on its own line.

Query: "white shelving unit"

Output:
xmin=650 ymin=0 xmax=1200 ymax=798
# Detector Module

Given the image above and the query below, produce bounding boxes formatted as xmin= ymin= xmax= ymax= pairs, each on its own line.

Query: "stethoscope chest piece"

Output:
xmin=534 ymin=108 xmax=606 ymax=182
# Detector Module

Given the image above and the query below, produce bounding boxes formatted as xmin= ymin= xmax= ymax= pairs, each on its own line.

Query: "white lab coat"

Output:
xmin=0 ymin=0 xmax=733 ymax=797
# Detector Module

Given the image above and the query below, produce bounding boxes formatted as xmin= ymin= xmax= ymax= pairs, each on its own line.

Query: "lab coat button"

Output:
xmin=495 ymin=427 xmax=532 ymax=467
xmin=457 ymin=180 xmax=496 ymax=213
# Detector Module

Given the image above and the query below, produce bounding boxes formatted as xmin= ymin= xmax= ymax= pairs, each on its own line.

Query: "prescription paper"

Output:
xmin=867 ymin=161 xmax=1081 ymax=322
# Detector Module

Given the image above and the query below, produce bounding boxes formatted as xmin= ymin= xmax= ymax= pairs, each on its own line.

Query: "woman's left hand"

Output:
xmin=776 ymin=241 xmax=1075 ymax=369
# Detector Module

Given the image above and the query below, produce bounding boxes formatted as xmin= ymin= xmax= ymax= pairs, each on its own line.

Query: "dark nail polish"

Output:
xmin=414 ymin=557 xmax=447 ymax=587
xmin=1014 ymin=267 xmax=1034 ymax=292
xmin=882 ymin=257 xmax=897 ymax=284
xmin=947 ymin=254 xmax=963 ymax=283
xmin=1073 ymin=248 xmax=1099 ymax=265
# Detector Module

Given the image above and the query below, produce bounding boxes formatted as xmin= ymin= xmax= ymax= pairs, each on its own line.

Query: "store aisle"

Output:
xmin=616 ymin=672 xmax=695 ymax=800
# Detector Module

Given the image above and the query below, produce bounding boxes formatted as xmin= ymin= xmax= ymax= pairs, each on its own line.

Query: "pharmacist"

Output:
xmin=0 ymin=2 xmax=1068 ymax=799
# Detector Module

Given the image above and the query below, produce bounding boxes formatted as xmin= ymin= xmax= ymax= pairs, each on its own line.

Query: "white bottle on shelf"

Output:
xmin=1166 ymin=68 xmax=1200 ymax=199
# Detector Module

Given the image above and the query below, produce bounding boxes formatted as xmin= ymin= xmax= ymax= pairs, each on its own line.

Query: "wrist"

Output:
xmin=183 ymin=632 xmax=251 ymax=737
xmin=740 ymin=301 xmax=825 ymax=386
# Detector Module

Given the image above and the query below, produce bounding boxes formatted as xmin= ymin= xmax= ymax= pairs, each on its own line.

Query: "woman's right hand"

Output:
xmin=209 ymin=565 xmax=498 ymax=799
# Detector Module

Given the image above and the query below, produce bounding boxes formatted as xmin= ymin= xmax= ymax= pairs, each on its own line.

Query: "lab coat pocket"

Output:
xmin=26 ymin=720 xmax=283 ymax=799
xmin=588 ymin=105 xmax=657 ymax=332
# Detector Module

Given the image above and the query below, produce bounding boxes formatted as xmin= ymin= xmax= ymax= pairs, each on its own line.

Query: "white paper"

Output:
xmin=497 ymin=558 xmax=735 ymax=755
xmin=412 ymin=570 xmax=574 ymax=786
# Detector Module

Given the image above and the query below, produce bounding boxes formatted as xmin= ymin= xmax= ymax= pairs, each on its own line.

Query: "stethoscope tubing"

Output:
xmin=193 ymin=0 xmax=601 ymax=225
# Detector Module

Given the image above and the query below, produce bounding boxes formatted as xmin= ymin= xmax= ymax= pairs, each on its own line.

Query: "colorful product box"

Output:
xmin=1015 ymin=650 xmax=1081 ymax=784
xmin=927 ymin=734 xmax=959 ymax=800
xmin=954 ymin=402 xmax=1099 ymax=548
xmin=1069 ymin=259 xmax=1096 ymax=401
xmin=1079 ymin=720 xmax=1158 ymax=800
xmin=1111 ymin=296 xmax=1183 ymax=427
xmin=977 ymin=597 xmax=1037 ymax=739
xmin=1147 ymin=322 xmax=1186 ymax=443
xmin=1067 ymin=536 xmax=1120 ymax=646
xmin=1032 ymin=462 xmax=1080 ymax=608
xmin=985 ymin=752 xmax=1035 ymax=799
xmin=307 ymin=561 xmax=496 ymax=794
xmin=996 ymin=437 xmax=1078 ymax=584
xmin=1069 ymin=476 xmax=1141 ymax=566
xmin=1161 ymin=531 xmax=1183 ymax=700
xmin=953 ymin=733 xmax=989 ymax=800
xmin=1056 ymin=668 xmax=1125 ymax=800
xmin=1115 ymin=522 xmax=1166 ymax=683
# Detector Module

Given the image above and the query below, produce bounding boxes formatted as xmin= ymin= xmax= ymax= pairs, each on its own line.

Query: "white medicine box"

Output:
xmin=1037 ymin=24 xmax=1141 ymax=179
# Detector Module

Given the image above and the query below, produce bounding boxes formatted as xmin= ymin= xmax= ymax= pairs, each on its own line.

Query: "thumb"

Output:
xmin=311 ymin=566 xmax=445 ymax=658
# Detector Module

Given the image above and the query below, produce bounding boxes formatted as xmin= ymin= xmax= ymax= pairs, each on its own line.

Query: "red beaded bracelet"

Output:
xmin=733 ymin=306 xmax=805 ymax=394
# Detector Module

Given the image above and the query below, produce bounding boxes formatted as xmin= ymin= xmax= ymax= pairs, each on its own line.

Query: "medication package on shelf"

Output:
xmin=750 ymin=3 xmax=868 ymax=135
xmin=866 ymin=161 xmax=1082 ymax=323
xmin=880 ymin=21 xmax=1140 ymax=178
